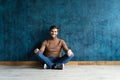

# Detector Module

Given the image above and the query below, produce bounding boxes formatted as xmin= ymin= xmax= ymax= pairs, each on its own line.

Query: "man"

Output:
xmin=34 ymin=25 xmax=74 ymax=70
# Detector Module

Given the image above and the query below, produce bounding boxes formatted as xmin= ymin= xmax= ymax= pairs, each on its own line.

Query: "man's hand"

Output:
xmin=34 ymin=48 xmax=39 ymax=54
xmin=67 ymin=49 xmax=73 ymax=57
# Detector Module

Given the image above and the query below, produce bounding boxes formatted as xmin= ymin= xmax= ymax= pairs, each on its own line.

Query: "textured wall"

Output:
xmin=0 ymin=0 xmax=120 ymax=61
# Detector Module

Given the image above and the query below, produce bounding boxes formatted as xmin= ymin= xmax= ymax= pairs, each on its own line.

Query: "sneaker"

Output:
xmin=52 ymin=64 xmax=64 ymax=70
xmin=43 ymin=64 xmax=47 ymax=69
xmin=61 ymin=64 xmax=64 ymax=69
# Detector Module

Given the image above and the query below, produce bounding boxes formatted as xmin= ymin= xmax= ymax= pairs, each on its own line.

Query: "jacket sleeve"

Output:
xmin=61 ymin=40 xmax=69 ymax=53
xmin=39 ymin=40 xmax=46 ymax=53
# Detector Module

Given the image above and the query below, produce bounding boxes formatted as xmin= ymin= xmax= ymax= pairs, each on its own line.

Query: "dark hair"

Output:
xmin=49 ymin=25 xmax=59 ymax=31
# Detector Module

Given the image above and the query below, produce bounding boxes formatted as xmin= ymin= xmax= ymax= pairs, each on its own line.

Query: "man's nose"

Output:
xmin=53 ymin=32 xmax=56 ymax=34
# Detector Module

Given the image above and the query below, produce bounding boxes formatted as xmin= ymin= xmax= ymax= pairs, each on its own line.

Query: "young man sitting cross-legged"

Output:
xmin=34 ymin=25 xmax=74 ymax=70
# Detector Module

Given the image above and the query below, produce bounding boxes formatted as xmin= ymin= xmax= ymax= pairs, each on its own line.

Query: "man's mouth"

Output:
xmin=51 ymin=35 xmax=56 ymax=37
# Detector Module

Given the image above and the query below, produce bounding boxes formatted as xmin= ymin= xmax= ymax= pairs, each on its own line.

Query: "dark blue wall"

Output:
xmin=0 ymin=0 xmax=120 ymax=61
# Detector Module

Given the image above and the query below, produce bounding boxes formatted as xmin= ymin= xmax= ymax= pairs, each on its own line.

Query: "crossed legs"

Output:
xmin=36 ymin=51 xmax=74 ymax=69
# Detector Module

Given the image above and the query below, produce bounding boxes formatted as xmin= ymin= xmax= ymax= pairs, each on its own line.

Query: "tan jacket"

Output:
xmin=39 ymin=38 xmax=69 ymax=57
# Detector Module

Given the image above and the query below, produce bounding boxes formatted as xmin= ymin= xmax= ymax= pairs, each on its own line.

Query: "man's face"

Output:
xmin=50 ymin=28 xmax=58 ymax=38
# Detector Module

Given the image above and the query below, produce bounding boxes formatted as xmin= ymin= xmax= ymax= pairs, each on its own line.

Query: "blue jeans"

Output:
xmin=36 ymin=51 xmax=74 ymax=68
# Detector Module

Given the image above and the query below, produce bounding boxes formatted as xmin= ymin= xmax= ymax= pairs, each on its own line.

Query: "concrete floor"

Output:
xmin=0 ymin=65 xmax=120 ymax=80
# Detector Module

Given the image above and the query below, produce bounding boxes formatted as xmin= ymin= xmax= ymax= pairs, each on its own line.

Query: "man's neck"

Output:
xmin=49 ymin=37 xmax=58 ymax=40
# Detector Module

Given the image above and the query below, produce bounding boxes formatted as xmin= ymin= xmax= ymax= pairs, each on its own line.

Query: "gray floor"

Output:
xmin=0 ymin=65 xmax=120 ymax=80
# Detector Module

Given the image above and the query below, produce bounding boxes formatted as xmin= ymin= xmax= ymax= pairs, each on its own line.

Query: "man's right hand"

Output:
xmin=34 ymin=48 xmax=39 ymax=54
